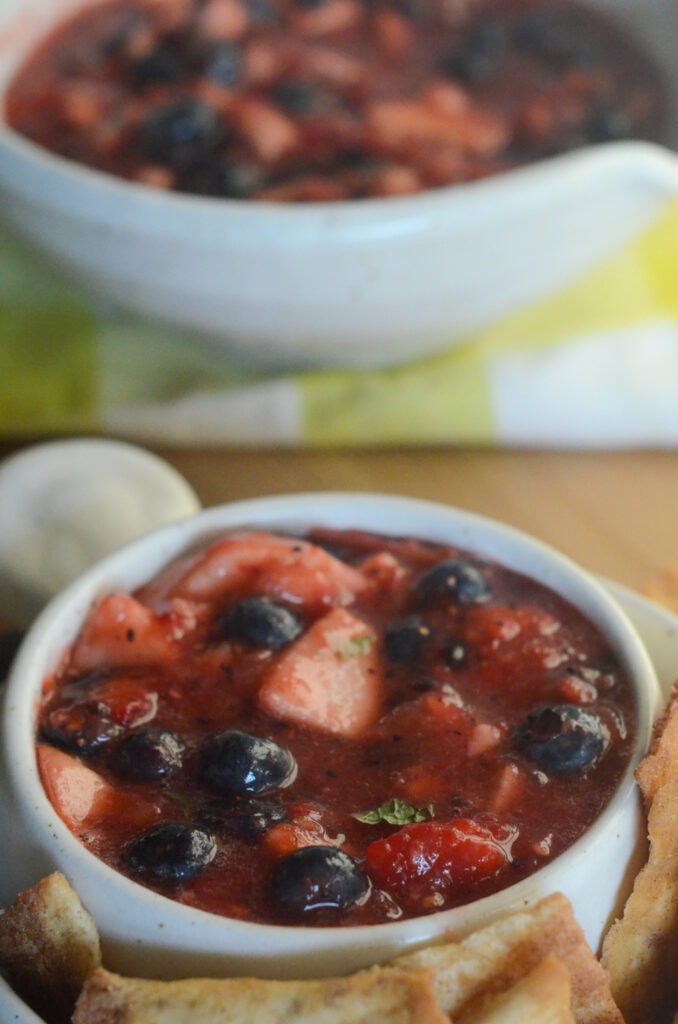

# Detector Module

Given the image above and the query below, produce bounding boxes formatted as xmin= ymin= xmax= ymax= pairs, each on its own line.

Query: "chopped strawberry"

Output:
xmin=70 ymin=594 xmax=179 ymax=672
xmin=170 ymin=532 xmax=366 ymax=614
xmin=365 ymin=818 xmax=515 ymax=905
xmin=264 ymin=803 xmax=340 ymax=858
xmin=465 ymin=604 xmax=571 ymax=679
xmin=358 ymin=551 xmax=411 ymax=606
xmin=258 ymin=606 xmax=381 ymax=738
xmin=86 ymin=675 xmax=158 ymax=727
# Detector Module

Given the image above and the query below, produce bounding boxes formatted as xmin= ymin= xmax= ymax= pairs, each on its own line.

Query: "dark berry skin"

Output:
xmin=199 ymin=796 xmax=287 ymax=839
xmin=513 ymin=704 xmax=608 ymax=773
xmin=139 ymin=98 xmax=221 ymax=170
xmin=513 ymin=10 xmax=602 ymax=68
xmin=384 ymin=617 xmax=431 ymax=664
xmin=199 ymin=729 xmax=297 ymax=794
xmin=271 ymin=846 xmax=368 ymax=914
xmin=117 ymin=728 xmax=186 ymax=782
xmin=182 ymin=160 xmax=266 ymax=199
xmin=129 ymin=43 xmax=185 ymax=87
xmin=227 ymin=597 xmax=303 ymax=649
xmin=125 ymin=822 xmax=217 ymax=883
xmin=443 ymin=19 xmax=507 ymax=85
xmin=204 ymin=42 xmax=243 ymax=87
xmin=586 ymin=106 xmax=634 ymax=143
xmin=41 ymin=704 xmax=122 ymax=759
xmin=417 ymin=559 xmax=491 ymax=604
xmin=274 ymin=81 xmax=326 ymax=115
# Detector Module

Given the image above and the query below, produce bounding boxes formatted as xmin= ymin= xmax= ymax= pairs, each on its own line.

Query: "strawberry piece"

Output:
xmin=258 ymin=606 xmax=381 ymax=738
xmin=87 ymin=676 xmax=158 ymax=727
xmin=264 ymin=803 xmax=339 ymax=858
xmin=70 ymin=594 xmax=179 ymax=672
xmin=365 ymin=819 xmax=514 ymax=904
xmin=171 ymin=532 xmax=366 ymax=613
xmin=464 ymin=604 xmax=570 ymax=678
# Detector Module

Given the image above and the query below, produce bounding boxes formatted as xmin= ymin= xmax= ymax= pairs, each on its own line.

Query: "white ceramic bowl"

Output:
xmin=0 ymin=493 xmax=662 ymax=980
xmin=1 ymin=0 xmax=678 ymax=368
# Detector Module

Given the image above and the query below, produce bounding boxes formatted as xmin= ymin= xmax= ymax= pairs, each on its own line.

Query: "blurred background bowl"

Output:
xmin=1 ymin=0 xmax=677 ymax=369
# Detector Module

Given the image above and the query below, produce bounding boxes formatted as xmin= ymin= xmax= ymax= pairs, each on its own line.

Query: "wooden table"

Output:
xmin=161 ymin=447 xmax=678 ymax=592
xmin=2 ymin=442 xmax=678 ymax=600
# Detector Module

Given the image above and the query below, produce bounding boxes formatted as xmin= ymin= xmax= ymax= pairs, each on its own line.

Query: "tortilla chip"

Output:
xmin=72 ymin=965 xmax=449 ymax=1024
xmin=601 ymin=745 xmax=678 ymax=1023
xmin=635 ymin=680 xmax=678 ymax=808
xmin=0 ymin=872 xmax=101 ymax=1024
xmin=392 ymin=892 xmax=622 ymax=1024
xmin=457 ymin=955 xmax=574 ymax=1024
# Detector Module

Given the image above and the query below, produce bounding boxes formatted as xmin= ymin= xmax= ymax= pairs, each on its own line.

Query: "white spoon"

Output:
xmin=0 ymin=439 xmax=201 ymax=628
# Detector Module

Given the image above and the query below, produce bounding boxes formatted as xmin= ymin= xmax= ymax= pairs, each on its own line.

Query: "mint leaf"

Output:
xmin=164 ymin=790 xmax=191 ymax=816
xmin=327 ymin=632 xmax=373 ymax=660
xmin=353 ymin=798 xmax=435 ymax=825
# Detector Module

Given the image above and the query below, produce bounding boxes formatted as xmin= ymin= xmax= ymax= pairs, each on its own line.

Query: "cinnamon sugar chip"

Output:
xmin=0 ymin=872 xmax=101 ymax=1024
xmin=391 ymin=892 xmax=622 ymax=1024
xmin=602 ymin=681 xmax=678 ymax=1024
xmin=72 ymin=965 xmax=449 ymax=1024
xmin=458 ymin=955 xmax=574 ymax=1024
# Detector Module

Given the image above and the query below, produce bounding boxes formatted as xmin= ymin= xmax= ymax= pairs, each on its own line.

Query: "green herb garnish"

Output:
xmin=337 ymin=634 xmax=373 ymax=659
xmin=353 ymin=798 xmax=435 ymax=826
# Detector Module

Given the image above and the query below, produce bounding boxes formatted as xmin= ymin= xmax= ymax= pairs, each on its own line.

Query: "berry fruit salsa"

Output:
xmin=36 ymin=528 xmax=636 ymax=926
xmin=6 ymin=0 xmax=664 ymax=200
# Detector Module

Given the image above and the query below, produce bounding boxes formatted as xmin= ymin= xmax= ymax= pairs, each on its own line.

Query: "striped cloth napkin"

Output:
xmin=3 ymin=197 xmax=678 ymax=448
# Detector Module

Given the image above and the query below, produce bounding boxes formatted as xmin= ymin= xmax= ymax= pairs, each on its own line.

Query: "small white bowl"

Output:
xmin=0 ymin=494 xmax=662 ymax=979
xmin=1 ymin=0 xmax=677 ymax=368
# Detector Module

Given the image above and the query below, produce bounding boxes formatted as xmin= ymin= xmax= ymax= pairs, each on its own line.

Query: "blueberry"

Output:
xmin=243 ymin=0 xmax=279 ymax=25
xmin=228 ymin=597 xmax=303 ymax=649
xmin=586 ymin=106 xmax=634 ymax=143
xmin=384 ymin=616 xmax=431 ymax=664
xmin=199 ymin=796 xmax=287 ymax=839
xmin=274 ymin=81 xmax=325 ymax=115
xmin=443 ymin=20 xmax=507 ymax=85
xmin=125 ymin=822 xmax=216 ymax=883
xmin=182 ymin=160 xmax=266 ymax=199
xmin=417 ymin=559 xmax=491 ymax=604
xmin=199 ymin=729 xmax=297 ymax=794
xmin=513 ymin=10 xmax=602 ymax=68
xmin=513 ymin=704 xmax=608 ymax=773
xmin=41 ymin=704 xmax=122 ymax=759
xmin=204 ymin=42 xmax=243 ymax=87
xmin=139 ymin=98 xmax=222 ymax=170
xmin=130 ymin=43 xmax=185 ymax=87
xmin=271 ymin=846 xmax=368 ymax=914
xmin=117 ymin=727 xmax=186 ymax=782
xmin=101 ymin=13 xmax=145 ymax=57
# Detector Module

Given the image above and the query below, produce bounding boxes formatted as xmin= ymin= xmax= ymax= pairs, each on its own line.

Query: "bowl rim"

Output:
xmin=1 ymin=114 xmax=678 ymax=228
xmin=1 ymin=492 xmax=663 ymax=959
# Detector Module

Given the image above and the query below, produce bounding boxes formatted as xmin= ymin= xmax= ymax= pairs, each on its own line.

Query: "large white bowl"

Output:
xmin=1 ymin=0 xmax=678 ymax=368
xmin=0 ymin=493 xmax=662 ymax=980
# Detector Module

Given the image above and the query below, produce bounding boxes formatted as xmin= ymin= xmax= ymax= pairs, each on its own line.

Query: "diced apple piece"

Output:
xmin=70 ymin=594 xmax=179 ymax=672
xmin=258 ymin=607 xmax=381 ymax=737
xmin=171 ymin=531 xmax=366 ymax=613
xmin=37 ymin=745 xmax=119 ymax=834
